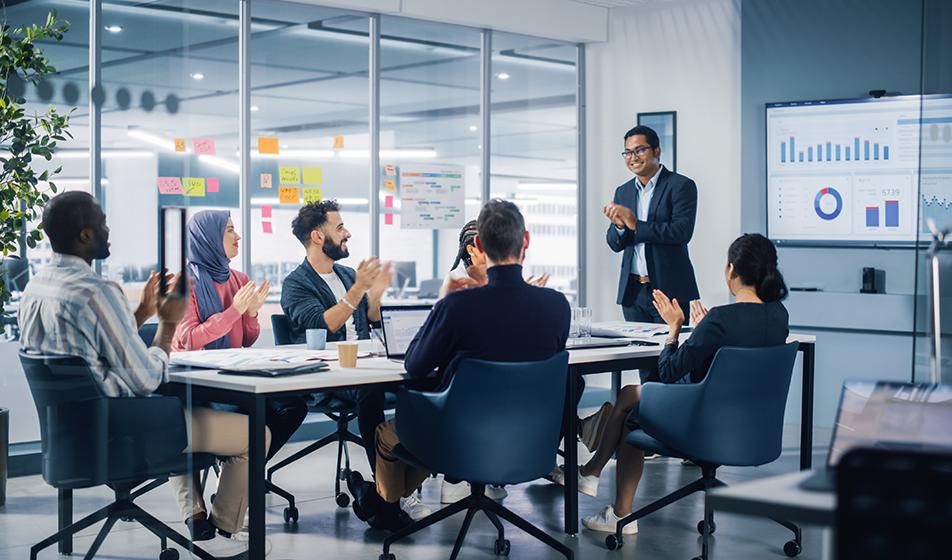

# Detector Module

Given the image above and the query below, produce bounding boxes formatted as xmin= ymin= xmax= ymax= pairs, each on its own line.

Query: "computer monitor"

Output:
xmin=390 ymin=261 xmax=417 ymax=293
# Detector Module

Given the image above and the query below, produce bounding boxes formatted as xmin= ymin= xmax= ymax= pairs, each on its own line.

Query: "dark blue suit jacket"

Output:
xmin=404 ymin=265 xmax=570 ymax=384
xmin=607 ymin=167 xmax=700 ymax=307
xmin=280 ymin=260 xmax=370 ymax=344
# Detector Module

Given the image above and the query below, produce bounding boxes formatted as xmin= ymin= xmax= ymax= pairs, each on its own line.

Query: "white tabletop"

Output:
xmin=707 ymin=470 xmax=835 ymax=526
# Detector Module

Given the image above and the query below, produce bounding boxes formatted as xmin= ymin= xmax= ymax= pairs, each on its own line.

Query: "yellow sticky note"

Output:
xmin=183 ymin=177 xmax=206 ymax=197
xmin=302 ymin=167 xmax=323 ymax=185
xmin=334 ymin=135 xmax=345 ymax=149
xmin=258 ymin=137 xmax=279 ymax=155
xmin=279 ymin=186 xmax=300 ymax=204
xmin=303 ymin=187 xmax=323 ymax=204
xmin=384 ymin=179 xmax=396 ymax=191
xmin=174 ymin=138 xmax=187 ymax=152
xmin=279 ymin=166 xmax=300 ymax=184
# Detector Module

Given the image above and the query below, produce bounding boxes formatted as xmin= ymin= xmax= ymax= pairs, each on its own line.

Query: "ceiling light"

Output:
xmin=127 ymin=129 xmax=179 ymax=152
xmin=518 ymin=183 xmax=577 ymax=192
xmin=198 ymin=155 xmax=240 ymax=174
xmin=190 ymin=72 xmax=205 ymax=81
xmin=250 ymin=105 xmax=260 ymax=112
xmin=496 ymin=72 xmax=510 ymax=80
xmin=104 ymin=25 xmax=123 ymax=33
xmin=468 ymin=125 xmax=478 ymax=132
xmin=335 ymin=198 xmax=370 ymax=205
xmin=248 ymin=149 xmax=335 ymax=159
xmin=56 ymin=150 xmax=153 ymax=159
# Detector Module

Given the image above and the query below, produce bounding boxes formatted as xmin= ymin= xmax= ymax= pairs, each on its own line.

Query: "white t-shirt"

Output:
xmin=319 ymin=271 xmax=357 ymax=340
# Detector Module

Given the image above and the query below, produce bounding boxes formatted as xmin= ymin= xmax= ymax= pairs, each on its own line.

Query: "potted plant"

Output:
xmin=0 ymin=10 xmax=71 ymax=506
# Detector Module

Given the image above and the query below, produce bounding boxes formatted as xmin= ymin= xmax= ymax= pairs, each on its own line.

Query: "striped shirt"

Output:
xmin=18 ymin=253 xmax=168 ymax=397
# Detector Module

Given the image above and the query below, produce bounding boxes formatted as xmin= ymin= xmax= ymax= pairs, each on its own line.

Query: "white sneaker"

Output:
xmin=400 ymin=494 xmax=433 ymax=521
xmin=486 ymin=485 xmax=508 ymax=500
xmin=551 ymin=465 xmax=600 ymax=497
xmin=230 ymin=530 xmax=272 ymax=556
xmin=441 ymin=480 xmax=471 ymax=504
xmin=191 ymin=533 xmax=250 ymax=559
xmin=582 ymin=506 xmax=638 ymax=535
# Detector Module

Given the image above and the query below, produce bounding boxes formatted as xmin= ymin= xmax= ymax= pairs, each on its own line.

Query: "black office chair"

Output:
xmin=266 ymin=314 xmax=364 ymax=521
xmin=836 ymin=447 xmax=952 ymax=560
xmin=19 ymin=352 xmax=217 ymax=560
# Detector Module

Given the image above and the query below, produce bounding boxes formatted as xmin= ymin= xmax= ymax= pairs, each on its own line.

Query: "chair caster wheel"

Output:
xmin=697 ymin=519 xmax=716 ymax=534
xmin=784 ymin=540 xmax=801 ymax=557
xmin=336 ymin=492 xmax=351 ymax=508
xmin=160 ymin=548 xmax=180 ymax=560
xmin=379 ymin=553 xmax=396 ymax=560
xmin=494 ymin=538 xmax=511 ymax=555
xmin=283 ymin=506 xmax=299 ymax=523
xmin=606 ymin=534 xmax=623 ymax=550
xmin=121 ymin=515 xmax=135 ymax=522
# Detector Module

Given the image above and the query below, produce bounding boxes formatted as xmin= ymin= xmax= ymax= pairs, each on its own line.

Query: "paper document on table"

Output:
xmin=171 ymin=348 xmax=329 ymax=372
xmin=591 ymin=324 xmax=686 ymax=338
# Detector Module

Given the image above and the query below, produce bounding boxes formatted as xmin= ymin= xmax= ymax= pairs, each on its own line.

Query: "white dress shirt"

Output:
xmin=616 ymin=165 xmax=663 ymax=276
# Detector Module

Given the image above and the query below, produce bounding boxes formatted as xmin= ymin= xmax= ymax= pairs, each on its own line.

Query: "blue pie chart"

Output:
xmin=814 ymin=187 xmax=843 ymax=221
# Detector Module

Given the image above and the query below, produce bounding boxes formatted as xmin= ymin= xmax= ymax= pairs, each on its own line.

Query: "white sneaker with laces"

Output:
xmin=486 ymin=485 xmax=508 ymax=500
xmin=548 ymin=465 xmax=564 ymax=484
xmin=230 ymin=530 xmax=272 ymax=556
xmin=191 ymin=533 xmax=250 ymax=559
xmin=582 ymin=506 xmax=638 ymax=535
xmin=441 ymin=480 xmax=471 ymax=504
xmin=400 ymin=494 xmax=433 ymax=521
xmin=551 ymin=465 xmax=599 ymax=497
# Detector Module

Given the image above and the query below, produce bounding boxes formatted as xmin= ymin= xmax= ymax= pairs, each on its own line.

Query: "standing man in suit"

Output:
xmin=604 ymin=125 xmax=699 ymax=379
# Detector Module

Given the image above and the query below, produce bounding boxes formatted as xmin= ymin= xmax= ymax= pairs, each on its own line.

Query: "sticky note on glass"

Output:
xmin=258 ymin=137 xmax=279 ymax=154
xmin=384 ymin=164 xmax=397 ymax=177
xmin=279 ymin=186 xmax=300 ymax=204
xmin=261 ymin=205 xmax=272 ymax=218
xmin=157 ymin=177 xmax=183 ymax=194
xmin=384 ymin=195 xmax=394 ymax=208
xmin=384 ymin=179 xmax=396 ymax=191
xmin=303 ymin=187 xmax=323 ymax=204
xmin=207 ymin=178 xmax=220 ymax=192
xmin=302 ymin=168 xmax=323 ymax=185
xmin=193 ymin=137 xmax=216 ymax=155
xmin=174 ymin=138 xmax=187 ymax=153
xmin=279 ymin=166 xmax=300 ymax=184
xmin=260 ymin=173 xmax=273 ymax=189
xmin=384 ymin=213 xmax=394 ymax=225
xmin=334 ymin=135 xmax=345 ymax=149
xmin=183 ymin=177 xmax=206 ymax=197
xmin=262 ymin=221 xmax=273 ymax=234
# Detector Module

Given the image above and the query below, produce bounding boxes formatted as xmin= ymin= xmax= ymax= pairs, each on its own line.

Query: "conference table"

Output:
xmin=157 ymin=323 xmax=816 ymax=559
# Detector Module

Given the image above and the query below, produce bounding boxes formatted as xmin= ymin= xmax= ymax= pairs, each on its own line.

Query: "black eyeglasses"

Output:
xmin=621 ymin=146 xmax=652 ymax=159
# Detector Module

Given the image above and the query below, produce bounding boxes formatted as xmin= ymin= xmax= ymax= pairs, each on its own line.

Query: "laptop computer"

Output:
xmin=379 ymin=304 xmax=433 ymax=361
xmin=800 ymin=380 xmax=952 ymax=492
xmin=565 ymin=337 xmax=646 ymax=350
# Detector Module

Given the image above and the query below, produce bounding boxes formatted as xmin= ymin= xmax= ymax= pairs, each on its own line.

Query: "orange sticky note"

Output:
xmin=261 ymin=205 xmax=272 ymax=218
xmin=193 ymin=137 xmax=216 ymax=155
xmin=384 ymin=195 xmax=394 ymax=208
xmin=279 ymin=186 xmax=300 ymax=204
xmin=174 ymin=138 xmax=187 ymax=152
xmin=260 ymin=173 xmax=272 ymax=189
xmin=207 ymin=178 xmax=219 ymax=192
xmin=334 ymin=135 xmax=345 ymax=149
xmin=258 ymin=137 xmax=279 ymax=154
xmin=384 ymin=179 xmax=396 ymax=191
xmin=262 ymin=221 xmax=273 ymax=234
xmin=384 ymin=213 xmax=394 ymax=225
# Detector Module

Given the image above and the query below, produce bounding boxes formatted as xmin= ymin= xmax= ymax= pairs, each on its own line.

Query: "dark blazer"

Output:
xmin=280 ymin=260 xmax=370 ymax=343
xmin=403 ymin=265 xmax=570 ymax=384
xmin=606 ymin=167 xmax=700 ymax=306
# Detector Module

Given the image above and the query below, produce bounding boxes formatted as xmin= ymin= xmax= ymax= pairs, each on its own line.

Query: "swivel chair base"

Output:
xmin=605 ymin=464 xmax=801 ymax=559
xmin=381 ymin=483 xmax=573 ymax=560
xmin=32 ymin=481 xmax=215 ymax=560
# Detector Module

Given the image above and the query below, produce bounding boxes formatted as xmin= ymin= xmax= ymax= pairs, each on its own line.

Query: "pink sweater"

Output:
xmin=171 ymin=269 xmax=261 ymax=352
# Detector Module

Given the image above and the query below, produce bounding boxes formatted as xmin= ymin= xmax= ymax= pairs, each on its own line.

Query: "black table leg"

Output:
xmin=611 ymin=370 xmax=621 ymax=401
xmin=799 ymin=344 xmax=815 ymax=471
xmin=248 ymin=396 xmax=267 ymax=559
xmin=58 ymin=488 xmax=72 ymax=555
xmin=564 ymin=368 xmax=579 ymax=535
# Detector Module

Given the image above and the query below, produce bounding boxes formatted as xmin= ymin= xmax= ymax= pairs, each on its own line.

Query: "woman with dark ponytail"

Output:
xmin=566 ymin=233 xmax=791 ymax=535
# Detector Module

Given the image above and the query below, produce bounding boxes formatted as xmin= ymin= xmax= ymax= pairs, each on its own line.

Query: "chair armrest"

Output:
xmin=637 ymin=381 xmax=707 ymax=453
xmin=394 ymin=388 xmax=450 ymax=468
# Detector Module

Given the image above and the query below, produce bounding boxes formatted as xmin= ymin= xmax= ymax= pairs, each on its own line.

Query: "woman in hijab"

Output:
xmin=172 ymin=210 xmax=307 ymax=460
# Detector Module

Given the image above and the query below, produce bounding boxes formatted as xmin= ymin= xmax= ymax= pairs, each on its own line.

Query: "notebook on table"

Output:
xmin=171 ymin=348 xmax=331 ymax=377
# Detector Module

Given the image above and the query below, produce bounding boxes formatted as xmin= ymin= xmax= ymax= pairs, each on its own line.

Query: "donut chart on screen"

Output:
xmin=814 ymin=187 xmax=843 ymax=221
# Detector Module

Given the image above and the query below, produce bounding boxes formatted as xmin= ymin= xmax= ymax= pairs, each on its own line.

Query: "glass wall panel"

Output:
xmin=490 ymin=32 xmax=578 ymax=302
xmin=378 ymin=16 xmax=482 ymax=292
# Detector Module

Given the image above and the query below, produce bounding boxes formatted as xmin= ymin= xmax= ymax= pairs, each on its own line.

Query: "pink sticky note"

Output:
xmin=157 ymin=177 xmax=183 ymax=194
xmin=261 ymin=205 xmax=272 ymax=218
xmin=193 ymin=137 xmax=216 ymax=155
xmin=384 ymin=213 xmax=394 ymax=225
xmin=384 ymin=195 xmax=394 ymax=208
xmin=207 ymin=178 xmax=220 ymax=192
xmin=262 ymin=221 xmax=273 ymax=234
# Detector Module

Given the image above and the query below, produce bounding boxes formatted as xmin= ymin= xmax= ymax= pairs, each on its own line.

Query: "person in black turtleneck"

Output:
xmin=346 ymin=199 xmax=571 ymax=529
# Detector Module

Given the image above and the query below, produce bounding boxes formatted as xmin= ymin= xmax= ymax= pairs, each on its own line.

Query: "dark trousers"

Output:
xmin=333 ymin=388 xmax=387 ymax=473
xmin=265 ymin=397 xmax=310 ymax=461
xmin=620 ymin=278 xmax=687 ymax=384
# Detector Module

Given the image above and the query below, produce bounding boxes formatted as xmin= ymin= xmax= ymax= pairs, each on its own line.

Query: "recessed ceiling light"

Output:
xmin=280 ymin=144 xmax=289 ymax=149
xmin=250 ymin=105 xmax=260 ymax=112
xmin=104 ymin=25 xmax=123 ymax=33
xmin=468 ymin=125 xmax=478 ymax=132
xmin=190 ymin=72 xmax=205 ymax=81
xmin=496 ymin=72 xmax=510 ymax=80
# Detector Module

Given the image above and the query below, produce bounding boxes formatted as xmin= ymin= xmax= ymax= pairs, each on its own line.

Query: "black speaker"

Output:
xmin=861 ymin=267 xmax=885 ymax=294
